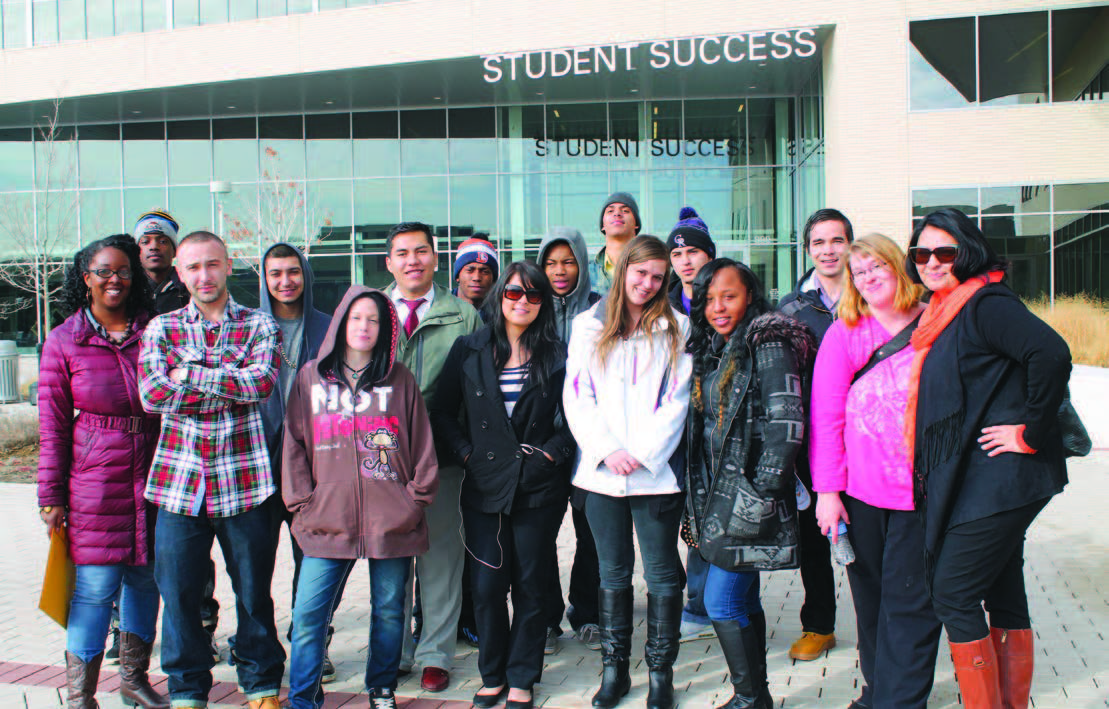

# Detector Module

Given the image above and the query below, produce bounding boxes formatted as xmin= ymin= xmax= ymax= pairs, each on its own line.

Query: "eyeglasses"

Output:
xmin=88 ymin=267 xmax=133 ymax=280
xmin=503 ymin=285 xmax=542 ymax=305
xmin=851 ymin=261 xmax=889 ymax=281
xmin=908 ymin=245 xmax=959 ymax=265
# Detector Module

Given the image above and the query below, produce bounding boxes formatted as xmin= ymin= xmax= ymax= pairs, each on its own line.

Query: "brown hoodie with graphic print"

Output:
xmin=282 ymin=285 xmax=439 ymax=560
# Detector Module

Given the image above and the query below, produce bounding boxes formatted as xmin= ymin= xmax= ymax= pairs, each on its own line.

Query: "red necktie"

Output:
xmin=401 ymin=298 xmax=425 ymax=338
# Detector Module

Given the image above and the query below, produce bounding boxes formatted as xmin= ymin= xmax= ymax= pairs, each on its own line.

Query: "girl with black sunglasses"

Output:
xmin=431 ymin=261 xmax=575 ymax=709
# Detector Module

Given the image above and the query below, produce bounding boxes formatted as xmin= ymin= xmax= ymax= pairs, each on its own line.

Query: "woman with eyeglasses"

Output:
xmin=563 ymin=235 xmax=692 ymax=709
xmin=37 ymin=234 xmax=168 ymax=709
xmin=809 ymin=234 xmax=941 ymax=709
xmin=905 ymin=208 xmax=1071 ymax=708
xmin=431 ymin=261 xmax=576 ymax=709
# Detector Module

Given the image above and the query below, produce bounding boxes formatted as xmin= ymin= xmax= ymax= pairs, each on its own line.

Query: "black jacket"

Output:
xmin=776 ymin=268 xmax=835 ymax=343
xmin=152 ymin=272 xmax=189 ymax=316
xmin=915 ymin=283 xmax=1070 ymax=567
xmin=668 ymin=278 xmax=688 ymax=315
xmin=430 ymin=327 xmax=576 ymax=514
xmin=685 ymin=312 xmax=816 ymax=572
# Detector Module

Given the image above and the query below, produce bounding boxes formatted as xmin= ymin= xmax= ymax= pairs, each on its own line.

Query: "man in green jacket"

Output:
xmin=384 ymin=221 xmax=482 ymax=692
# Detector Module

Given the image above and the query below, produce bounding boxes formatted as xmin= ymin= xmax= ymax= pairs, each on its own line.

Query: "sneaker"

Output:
xmin=576 ymin=623 xmax=602 ymax=652
xmin=789 ymin=631 xmax=836 ymax=661
xmin=458 ymin=625 xmax=480 ymax=648
xmin=543 ymin=627 xmax=559 ymax=655
xmin=368 ymin=687 xmax=398 ymax=709
xmin=679 ymin=619 xmax=716 ymax=641
xmin=104 ymin=628 xmax=121 ymax=665
xmin=320 ymin=651 xmax=336 ymax=684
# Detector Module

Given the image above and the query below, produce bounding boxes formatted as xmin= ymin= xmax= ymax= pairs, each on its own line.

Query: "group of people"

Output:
xmin=36 ymin=192 xmax=1072 ymax=709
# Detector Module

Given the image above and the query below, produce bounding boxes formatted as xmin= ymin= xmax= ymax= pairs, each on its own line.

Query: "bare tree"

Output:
xmin=0 ymin=99 xmax=79 ymax=343
xmin=220 ymin=145 xmax=334 ymax=274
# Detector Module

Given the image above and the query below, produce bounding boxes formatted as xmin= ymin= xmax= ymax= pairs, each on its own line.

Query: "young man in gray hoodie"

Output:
xmin=537 ymin=227 xmax=603 ymax=652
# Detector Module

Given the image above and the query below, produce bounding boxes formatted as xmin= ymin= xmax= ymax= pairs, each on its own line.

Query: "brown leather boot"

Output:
xmin=950 ymin=637 xmax=1003 ymax=709
xmin=991 ymin=627 xmax=1034 ymax=709
xmin=65 ymin=651 xmax=103 ymax=709
xmin=118 ymin=632 xmax=170 ymax=709
xmin=247 ymin=696 xmax=282 ymax=709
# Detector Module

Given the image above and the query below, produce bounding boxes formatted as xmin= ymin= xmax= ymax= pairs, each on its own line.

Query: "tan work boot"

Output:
xmin=247 ymin=696 xmax=282 ymax=709
xmin=789 ymin=631 xmax=836 ymax=661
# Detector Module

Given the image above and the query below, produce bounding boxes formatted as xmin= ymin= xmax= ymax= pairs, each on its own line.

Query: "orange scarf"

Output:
xmin=904 ymin=271 xmax=1005 ymax=453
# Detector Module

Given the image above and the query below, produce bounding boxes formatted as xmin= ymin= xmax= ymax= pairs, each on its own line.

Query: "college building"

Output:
xmin=0 ymin=0 xmax=1105 ymax=344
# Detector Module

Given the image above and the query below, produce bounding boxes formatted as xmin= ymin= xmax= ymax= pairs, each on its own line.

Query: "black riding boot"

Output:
xmin=592 ymin=587 xmax=633 ymax=708
xmin=65 ymin=651 xmax=104 ymax=709
xmin=747 ymin=612 xmax=774 ymax=709
xmin=645 ymin=594 xmax=682 ymax=709
xmin=711 ymin=620 xmax=762 ymax=709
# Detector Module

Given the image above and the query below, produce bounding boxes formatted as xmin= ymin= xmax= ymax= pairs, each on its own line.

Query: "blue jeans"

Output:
xmin=583 ymin=492 xmax=683 ymax=595
xmin=154 ymin=497 xmax=285 ymax=707
xmin=683 ymin=549 xmax=711 ymax=625
xmin=68 ymin=563 xmax=159 ymax=662
xmin=704 ymin=565 xmax=761 ymax=627
xmin=288 ymin=556 xmax=411 ymax=709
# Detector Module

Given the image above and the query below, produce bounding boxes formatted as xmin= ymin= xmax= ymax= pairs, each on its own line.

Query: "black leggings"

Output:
xmin=930 ymin=498 xmax=1049 ymax=643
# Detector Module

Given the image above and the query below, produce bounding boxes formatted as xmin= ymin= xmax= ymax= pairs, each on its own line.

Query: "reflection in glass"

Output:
xmin=168 ymin=186 xmax=213 ymax=234
xmin=982 ymin=214 xmax=1050 ymax=298
xmin=747 ymin=99 xmax=791 ymax=167
xmin=124 ymin=187 xmax=167 ymax=226
xmin=647 ymin=101 xmax=683 ymax=170
xmin=79 ymin=190 xmax=123 ymax=246
xmin=401 ymin=110 xmax=447 ymax=176
xmin=647 ymin=170 xmax=683 ymax=235
xmin=306 ymin=255 xmax=353 ymax=316
xmin=401 ymin=176 xmax=447 ymax=226
xmin=499 ymin=173 xmax=545 ymax=259
xmin=1054 ymin=182 xmax=1109 ymax=214
xmin=169 ymin=139 xmax=212 ymax=185
xmin=306 ymin=180 xmax=353 ymax=250
xmin=912 ymin=188 xmax=979 ymax=217
xmin=979 ymin=12 xmax=1048 ymax=105
xmin=79 ymin=126 xmax=123 ymax=188
xmin=123 ymin=123 xmax=167 ymax=187
xmin=449 ymin=108 xmax=497 ymax=175
xmin=38 ymin=189 xmax=81 ymax=252
xmin=909 ymin=17 xmax=977 ymax=109
xmin=1052 ymin=6 xmax=1109 ymax=102
xmin=33 ymin=0 xmax=59 ymax=45
xmin=547 ymin=172 xmax=607 ymax=247
xmin=306 ymin=114 xmax=352 ymax=179
xmin=546 ymin=104 xmax=608 ymax=173
xmin=980 ymin=185 xmax=1049 ymax=215
xmin=354 ymin=179 xmax=399 ymax=242
xmin=498 ymin=105 xmax=545 ymax=174
xmin=0 ymin=130 xmax=34 ymax=190
xmin=609 ymin=102 xmax=643 ymax=171
xmin=684 ymin=99 xmax=745 ymax=169
xmin=354 ymin=111 xmax=399 ymax=178
xmin=1054 ymin=211 xmax=1108 ymax=299
xmin=449 ymin=175 xmax=497 ymax=238
xmin=0 ymin=193 xmax=34 ymax=253
xmin=685 ymin=169 xmax=748 ymax=244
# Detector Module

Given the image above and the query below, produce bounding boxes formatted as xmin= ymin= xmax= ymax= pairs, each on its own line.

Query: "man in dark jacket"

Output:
xmin=776 ymin=207 xmax=853 ymax=662
xmin=135 ymin=210 xmax=189 ymax=314
xmin=257 ymin=242 xmax=335 ymax=677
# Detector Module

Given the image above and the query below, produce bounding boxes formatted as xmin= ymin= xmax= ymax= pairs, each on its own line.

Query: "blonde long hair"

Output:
xmin=594 ymin=235 xmax=682 ymax=370
xmin=838 ymin=233 xmax=924 ymax=327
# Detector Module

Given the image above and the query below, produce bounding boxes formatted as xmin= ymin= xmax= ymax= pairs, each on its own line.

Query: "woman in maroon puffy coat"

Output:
xmin=37 ymin=234 xmax=168 ymax=709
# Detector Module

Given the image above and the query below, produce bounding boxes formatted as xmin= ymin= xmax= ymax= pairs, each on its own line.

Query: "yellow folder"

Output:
xmin=39 ymin=527 xmax=75 ymax=628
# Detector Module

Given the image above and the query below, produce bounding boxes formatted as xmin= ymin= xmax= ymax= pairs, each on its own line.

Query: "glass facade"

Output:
xmin=910 ymin=5 xmax=1109 ymax=109
xmin=912 ymin=182 xmax=1109 ymax=301
xmin=0 ymin=91 xmax=824 ymax=342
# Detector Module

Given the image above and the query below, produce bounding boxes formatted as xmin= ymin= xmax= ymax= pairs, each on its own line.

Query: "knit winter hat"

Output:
xmin=666 ymin=206 xmax=716 ymax=259
xmin=599 ymin=192 xmax=642 ymax=235
xmin=134 ymin=210 xmax=180 ymax=247
xmin=453 ymin=237 xmax=500 ymax=281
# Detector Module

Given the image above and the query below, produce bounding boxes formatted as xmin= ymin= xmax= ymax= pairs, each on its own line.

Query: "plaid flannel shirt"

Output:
xmin=140 ymin=296 xmax=280 ymax=517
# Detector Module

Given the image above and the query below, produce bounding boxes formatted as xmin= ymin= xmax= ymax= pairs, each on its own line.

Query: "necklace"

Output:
xmin=105 ymin=319 xmax=134 ymax=346
xmin=343 ymin=359 xmax=371 ymax=376
xmin=277 ymin=342 xmax=296 ymax=369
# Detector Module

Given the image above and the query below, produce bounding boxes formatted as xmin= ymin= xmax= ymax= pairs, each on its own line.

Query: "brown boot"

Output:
xmin=118 ymin=632 xmax=170 ymax=709
xmin=950 ymin=637 xmax=1003 ymax=709
xmin=247 ymin=696 xmax=282 ymax=709
xmin=65 ymin=651 xmax=103 ymax=709
xmin=991 ymin=627 xmax=1034 ymax=709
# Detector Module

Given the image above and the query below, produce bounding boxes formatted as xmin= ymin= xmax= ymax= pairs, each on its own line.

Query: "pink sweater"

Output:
xmin=809 ymin=315 xmax=915 ymax=510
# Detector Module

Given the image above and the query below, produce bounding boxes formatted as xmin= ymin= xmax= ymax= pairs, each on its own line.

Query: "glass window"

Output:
xmin=319 ymin=0 xmax=346 ymax=9
xmin=747 ymin=98 xmax=792 ymax=166
xmin=254 ymin=179 xmax=306 ymax=246
xmin=909 ymin=17 xmax=977 ymax=109
xmin=0 ymin=128 xmax=34 ymax=191
xmin=354 ymin=111 xmax=399 ymax=178
xmin=686 ymin=169 xmax=748 ymax=245
xmin=173 ymin=0 xmax=199 ymax=27
xmin=168 ymin=185 xmax=212 ymax=234
xmin=33 ymin=0 xmax=58 ymax=46
xmin=545 ymin=103 xmax=607 ymax=173
xmin=498 ymin=105 xmax=544 ymax=174
xmin=982 ymin=214 xmax=1050 ymax=298
xmin=448 ymin=107 xmax=496 ymax=174
xmin=683 ymin=99 xmax=745 ymax=169
xmin=547 ymin=172 xmax=607 ymax=241
xmin=608 ymin=102 xmax=643 ymax=171
xmin=259 ymin=0 xmax=287 ymax=17
xmin=260 ymin=116 xmax=305 ymax=182
xmin=307 ymin=255 xmax=352 ymax=315
xmin=199 ymin=0 xmax=228 ymax=24
xmin=646 ymin=101 xmax=683 ymax=170
xmin=34 ymin=125 xmax=78 ymax=192
xmin=306 ymin=180 xmax=352 ymax=249
xmin=213 ymin=118 xmax=257 ymax=183
xmin=59 ymin=0 xmax=86 ymax=41
xmin=980 ymin=185 xmax=1049 ymax=215
xmin=288 ymin=0 xmax=311 ymax=12
xmin=912 ymin=188 xmax=979 ymax=217
xmin=230 ymin=0 xmax=258 ymax=21
xmin=1054 ymin=211 xmax=1108 ymax=299
xmin=168 ymin=120 xmax=211 ymax=184
xmin=400 ymin=110 xmax=447 ymax=176
xmin=123 ymin=122 xmax=166 ymax=188
xmin=401 ymin=176 xmax=447 ymax=226
xmin=496 ymin=173 xmax=545 ymax=259
xmin=78 ymin=125 xmax=122 ymax=189
xmin=115 ymin=0 xmax=143 ymax=35
xmin=1054 ymin=182 xmax=1109 ymax=214
xmin=1052 ymin=7 xmax=1109 ymax=102
xmin=142 ymin=0 xmax=165 ymax=30
xmin=449 ymin=175 xmax=496 ymax=239
xmin=646 ymin=170 xmax=684 ymax=236
xmin=217 ymin=183 xmax=259 ymax=251
xmin=38 ymin=188 xmax=81 ymax=253
xmin=85 ymin=0 xmax=114 ymax=38
xmin=3 ymin=0 xmax=26 ymax=48
xmin=80 ymin=189 xmax=123 ymax=244
xmin=979 ymin=12 xmax=1048 ymax=105
xmin=125 ymin=187 xmax=167 ymax=226
xmin=306 ymin=114 xmax=352 ymax=180
xmin=353 ymin=179 xmax=399 ymax=243
xmin=0 ymin=193 xmax=34 ymax=255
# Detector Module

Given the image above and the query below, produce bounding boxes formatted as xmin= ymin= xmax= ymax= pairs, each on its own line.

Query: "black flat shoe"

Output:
xmin=473 ymin=685 xmax=508 ymax=708
xmin=506 ymin=698 xmax=534 ymax=709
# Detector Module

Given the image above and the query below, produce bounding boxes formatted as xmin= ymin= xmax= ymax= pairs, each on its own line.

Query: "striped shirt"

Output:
xmin=139 ymin=297 xmax=280 ymax=517
xmin=499 ymin=364 xmax=529 ymax=417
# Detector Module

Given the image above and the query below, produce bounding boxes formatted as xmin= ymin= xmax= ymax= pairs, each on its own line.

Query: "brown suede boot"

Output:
xmin=991 ymin=627 xmax=1034 ymax=709
xmin=65 ymin=651 xmax=104 ymax=709
xmin=950 ymin=637 xmax=1003 ymax=709
xmin=118 ymin=632 xmax=170 ymax=708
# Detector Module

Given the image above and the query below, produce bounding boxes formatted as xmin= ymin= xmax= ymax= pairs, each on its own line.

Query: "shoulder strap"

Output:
xmin=851 ymin=313 xmax=922 ymax=385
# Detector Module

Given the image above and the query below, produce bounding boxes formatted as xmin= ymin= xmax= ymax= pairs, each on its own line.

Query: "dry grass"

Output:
xmin=1027 ymin=295 xmax=1109 ymax=368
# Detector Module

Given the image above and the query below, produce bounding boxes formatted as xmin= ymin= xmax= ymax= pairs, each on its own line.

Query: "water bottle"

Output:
xmin=828 ymin=521 xmax=855 ymax=566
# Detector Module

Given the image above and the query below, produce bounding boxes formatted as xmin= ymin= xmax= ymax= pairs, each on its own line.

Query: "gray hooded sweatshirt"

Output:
xmin=537 ymin=227 xmax=601 ymax=344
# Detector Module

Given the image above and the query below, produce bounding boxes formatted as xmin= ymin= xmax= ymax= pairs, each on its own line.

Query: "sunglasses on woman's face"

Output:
xmin=503 ymin=285 xmax=542 ymax=305
xmin=908 ymin=245 xmax=959 ymax=265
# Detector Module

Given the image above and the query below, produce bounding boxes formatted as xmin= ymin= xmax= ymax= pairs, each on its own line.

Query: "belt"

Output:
xmin=77 ymin=412 xmax=159 ymax=434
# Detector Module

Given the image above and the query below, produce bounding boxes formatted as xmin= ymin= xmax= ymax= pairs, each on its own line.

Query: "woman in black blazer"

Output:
xmin=431 ymin=261 xmax=575 ymax=709
xmin=905 ymin=208 xmax=1071 ymax=709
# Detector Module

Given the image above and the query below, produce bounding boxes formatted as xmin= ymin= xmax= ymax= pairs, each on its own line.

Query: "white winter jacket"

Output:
xmin=564 ymin=302 xmax=692 ymax=497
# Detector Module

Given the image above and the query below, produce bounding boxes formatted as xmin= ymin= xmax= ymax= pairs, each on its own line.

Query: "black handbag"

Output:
xmin=1059 ymin=388 xmax=1091 ymax=458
